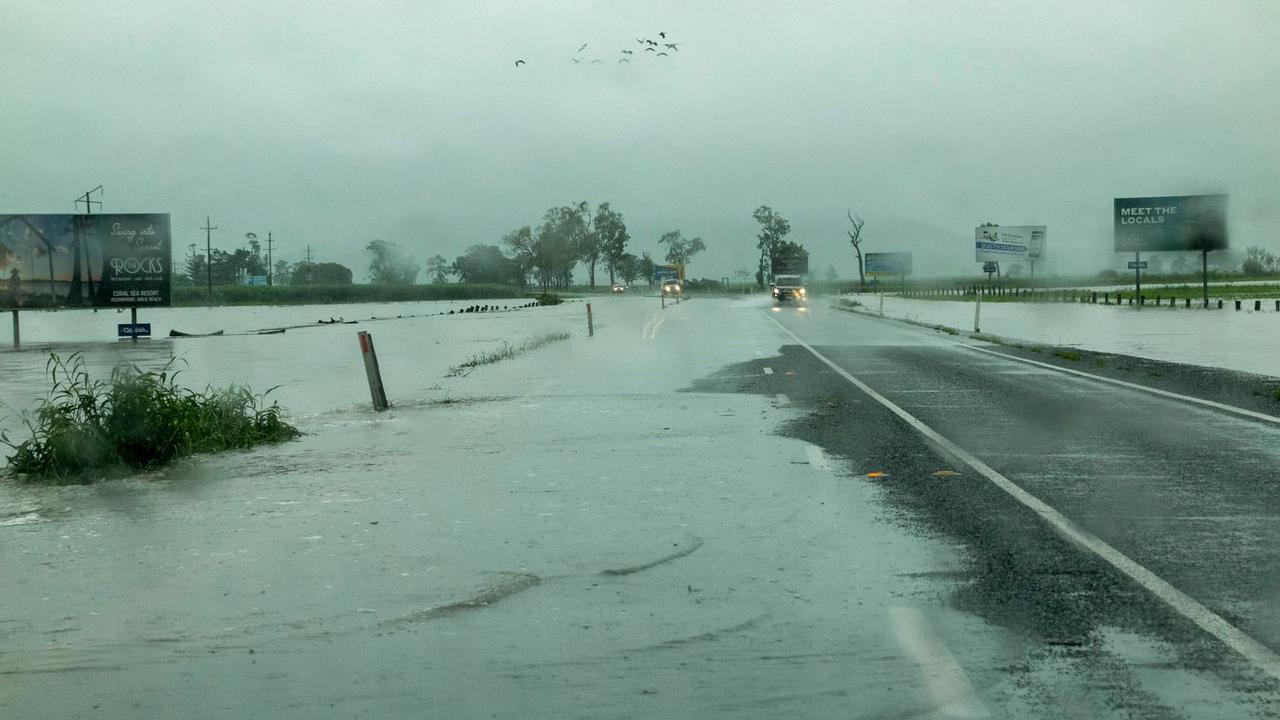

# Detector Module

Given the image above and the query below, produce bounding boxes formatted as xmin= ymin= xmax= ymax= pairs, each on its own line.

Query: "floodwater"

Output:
xmin=2 ymin=295 xmax=1274 ymax=718
xmin=0 ymin=297 xmax=1016 ymax=718
xmin=855 ymin=293 xmax=1280 ymax=378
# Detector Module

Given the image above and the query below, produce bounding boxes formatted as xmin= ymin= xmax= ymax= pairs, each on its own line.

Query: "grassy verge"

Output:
xmin=2 ymin=354 xmax=300 ymax=484
xmin=447 ymin=332 xmax=570 ymax=377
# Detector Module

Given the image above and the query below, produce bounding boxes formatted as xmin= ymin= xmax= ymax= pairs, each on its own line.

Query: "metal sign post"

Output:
xmin=1201 ymin=250 xmax=1209 ymax=308
xmin=10 ymin=310 xmax=18 ymax=348
xmin=1129 ymin=252 xmax=1145 ymax=304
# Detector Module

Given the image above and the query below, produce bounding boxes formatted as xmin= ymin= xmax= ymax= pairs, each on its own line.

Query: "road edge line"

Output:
xmin=768 ymin=314 xmax=1280 ymax=682
xmin=831 ymin=301 xmax=1280 ymax=426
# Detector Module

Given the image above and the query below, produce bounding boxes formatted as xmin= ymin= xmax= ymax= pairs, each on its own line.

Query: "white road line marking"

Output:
xmin=890 ymin=607 xmax=989 ymax=718
xmin=839 ymin=305 xmax=1280 ymax=426
xmin=951 ymin=342 xmax=1280 ymax=425
xmin=769 ymin=314 xmax=1280 ymax=682
xmin=763 ymin=367 xmax=774 ymax=375
xmin=804 ymin=444 xmax=830 ymax=471
xmin=775 ymin=392 xmax=790 ymax=405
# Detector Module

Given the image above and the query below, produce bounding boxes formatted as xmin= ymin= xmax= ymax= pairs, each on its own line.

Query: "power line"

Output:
xmin=75 ymin=185 xmax=103 ymax=214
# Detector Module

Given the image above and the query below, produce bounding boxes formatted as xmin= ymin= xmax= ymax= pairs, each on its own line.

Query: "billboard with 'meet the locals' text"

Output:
xmin=1113 ymin=195 xmax=1227 ymax=252
xmin=0 ymin=214 xmax=171 ymax=310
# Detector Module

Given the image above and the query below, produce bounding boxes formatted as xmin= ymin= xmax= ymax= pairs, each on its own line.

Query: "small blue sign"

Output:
xmin=118 ymin=323 xmax=151 ymax=338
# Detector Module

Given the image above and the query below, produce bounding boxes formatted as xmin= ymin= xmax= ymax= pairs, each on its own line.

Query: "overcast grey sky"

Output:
xmin=2 ymin=0 xmax=1278 ymax=280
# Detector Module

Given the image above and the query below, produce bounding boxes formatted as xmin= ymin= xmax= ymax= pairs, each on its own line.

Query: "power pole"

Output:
xmin=201 ymin=215 xmax=218 ymax=302
xmin=266 ymin=232 xmax=274 ymax=287
xmin=305 ymin=244 xmax=313 ymax=284
xmin=75 ymin=185 xmax=103 ymax=214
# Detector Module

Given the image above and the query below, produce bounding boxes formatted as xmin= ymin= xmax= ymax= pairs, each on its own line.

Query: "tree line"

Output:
xmin=429 ymin=201 xmax=706 ymax=291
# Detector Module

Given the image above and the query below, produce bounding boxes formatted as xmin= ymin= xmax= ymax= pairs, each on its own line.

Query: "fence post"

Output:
xmin=661 ymin=293 xmax=666 ymax=309
xmin=586 ymin=302 xmax=594 ymax=337
xmin=1255 ymin=300 xmax=1262 ymax=312
xmin=356 ymin=331 xmax=389 ymax=412
xmin=10 ymin=310 xmax=18 ymax=348
xmin=1235 ymin=300 xmax=1242 ymax=311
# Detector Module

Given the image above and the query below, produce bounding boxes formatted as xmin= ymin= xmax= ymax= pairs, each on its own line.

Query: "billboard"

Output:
xmin=0 ymin=214 xmax=171 ymax=309
xmin=864 ymin=252 xmax=912 ymax=276
xmin=975 ymin=225 xmax=1046 ymax=262
xmin=653 ymin=264 xmax=680 ymax=282
xmin=1114 ymin=195 xmax=1227 ymax=252
xmin=771 ymin=251 xmax=809 ymax=275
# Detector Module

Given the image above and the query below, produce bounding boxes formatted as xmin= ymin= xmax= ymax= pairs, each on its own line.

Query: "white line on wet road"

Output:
xmin=763 ymin=367 xmax=774 ymax=375
xmin=890 ymin=606 xmax=990 ymax=718
xmin=804 ymin=444 xmax=830 ymax=472
xmin=769 ymin=313 xmax=1280 ymax=683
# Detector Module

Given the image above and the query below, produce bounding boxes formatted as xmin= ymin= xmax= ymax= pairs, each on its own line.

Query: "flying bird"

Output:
xmin=645 ymin=46 xmax=655 ymax=52
xmin=571 ymin=57 xmax=581 ymax=63
xmin=578 ymin=43 xmax=588 ymax=52
xmin=619 ymin=58 xmax=630 ymax=64
xmin=621 ymin=49 xmax=633 ymax=55
xmin=659 ymin=31 xmax=666 ymax=38
xmin=657 ymin=52 xmax=668 ymax=57
xmin=514 ymin=59 xmax=525 ymax=66
xmin=664 ymin=43 xmax=680 ymax=50
xmin=636 ymin=38 xmax=646 ymax=44
xmin=591 ymin=59 xmax=603 ymax=64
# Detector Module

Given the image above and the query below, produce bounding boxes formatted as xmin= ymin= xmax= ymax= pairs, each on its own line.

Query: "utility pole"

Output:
xmin=266 ymin=232 xmax=274 ymax=287
xmin=305 ymin=244 xmax=313 ymax=284
xmin=75 ymin=185 xmax=103 ymax=214
xmin=201 ymin=215 xmax=218 ymax=302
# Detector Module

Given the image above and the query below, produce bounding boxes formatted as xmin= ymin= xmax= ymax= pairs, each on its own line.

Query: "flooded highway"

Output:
xmin=2 ymin=296 xmax=1279 ymax=718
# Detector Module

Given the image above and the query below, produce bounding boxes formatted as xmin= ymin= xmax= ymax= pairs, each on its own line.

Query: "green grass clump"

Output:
xmin=2 ymin=354 xmax=300 ymax=483
xmin=1054 ymin=350 xmax=1083 ymax=362
xmin=535 ymin=293 xmax=563 ymax=306
xmin=447 ymin=332 xmax=571 ymax=377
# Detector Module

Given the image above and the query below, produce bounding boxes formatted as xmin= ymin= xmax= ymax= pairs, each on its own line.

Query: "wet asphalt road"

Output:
xmin=4 ymin=295 xmax=1280 ymax=718
xmin=733 ymin=301 xmax=1280 ymax=713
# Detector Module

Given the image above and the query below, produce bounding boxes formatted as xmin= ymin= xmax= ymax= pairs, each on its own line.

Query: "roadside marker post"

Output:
xmin=661 ymin=293 xmax=666 ymax=309
xmin=357 ymin=331 xmax=389 ymax=411
xmin=974 ymin=291 xmax=981 ymax=333
xmin=586 ymin=302 xmax=594 ymax=337
xmin=10 ymin=310 xmax=18 ymax=348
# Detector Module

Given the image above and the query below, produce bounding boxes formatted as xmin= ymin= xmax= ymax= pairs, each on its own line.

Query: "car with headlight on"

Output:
xmin=610 ymin=283 xmax=626 ymax=293
xmin=661 ymin=278 xmax=682 ymax=296
xmin=772 ymin=274 xmax=807 ymax=304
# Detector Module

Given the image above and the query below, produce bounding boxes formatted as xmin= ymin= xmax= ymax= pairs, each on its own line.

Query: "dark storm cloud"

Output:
xmin=1 ymin=1 xmax=1277 ymax=279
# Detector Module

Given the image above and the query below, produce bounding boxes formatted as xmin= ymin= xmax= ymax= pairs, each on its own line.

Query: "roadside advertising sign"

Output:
xmin=653 ymin=265 xmax=679 ymax=282
xmin=771 ymin=252 xmax=809 ymax=275
xmin=117 ymin=323 xmax=152 ymax=338
xmin=0 ymin=213 xmax=172 ymax=309
xmin=1113 ymin=195 xmax=1227 ymax=252
xmin=982 ymin=261 xmax=998 ymax=274
xmin=864 ymin=252 xmax=913 ymax=276
xmin=975 ymin=225 xmax=1046 ymax=262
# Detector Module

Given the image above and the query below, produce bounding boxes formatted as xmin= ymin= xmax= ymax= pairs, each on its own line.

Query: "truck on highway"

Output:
xmin=771 ymin=274 xmax=807 ymax=304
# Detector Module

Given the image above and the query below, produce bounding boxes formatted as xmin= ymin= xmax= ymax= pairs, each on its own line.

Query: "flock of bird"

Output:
xmin=514 ymin=31 xmax=681 ymax=67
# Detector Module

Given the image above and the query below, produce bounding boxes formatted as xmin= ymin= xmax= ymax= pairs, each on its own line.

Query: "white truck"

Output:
xmin=771 ymin=274 xmax=807 ymax=304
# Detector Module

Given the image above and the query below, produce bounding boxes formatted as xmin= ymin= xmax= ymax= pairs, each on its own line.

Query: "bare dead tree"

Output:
xmin=846 ymin=210 xmax=866 ymax=291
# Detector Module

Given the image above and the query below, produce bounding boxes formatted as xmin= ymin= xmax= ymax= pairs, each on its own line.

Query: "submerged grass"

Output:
xmin=2 ymin=354 xmax=301 ymax=484
xmin=446 ymin=332 xmax=571 ymax=377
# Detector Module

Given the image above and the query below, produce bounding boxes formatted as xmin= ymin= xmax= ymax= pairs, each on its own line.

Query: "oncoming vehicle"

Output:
xmin=661 ymin=278 xmax=682 ymax=295
xmin=610 ymin=283 xmax=626 ymax=294
xmin=771 ymin=274 xmax=807 ymax=304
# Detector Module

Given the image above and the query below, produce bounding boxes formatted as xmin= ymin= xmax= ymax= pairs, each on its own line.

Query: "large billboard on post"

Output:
xmin=975 ymin=225 xmax=1046 ymax=262
xmin=1113 ymin=195 xmax=1227 ymax=252
xmin=0 ymin=214 xmax=171 ymax=309
xmin=864 ymin=252 xmax=912 ymax=276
